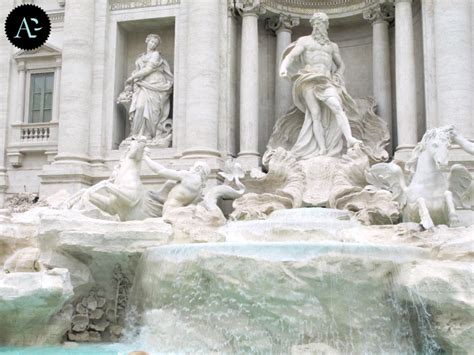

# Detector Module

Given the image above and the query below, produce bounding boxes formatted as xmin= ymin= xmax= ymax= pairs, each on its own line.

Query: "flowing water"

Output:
xmin=124 ymin=241 xmax=445 ymax=354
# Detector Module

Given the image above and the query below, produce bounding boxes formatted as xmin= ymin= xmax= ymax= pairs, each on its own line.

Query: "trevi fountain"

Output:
xmin=0 ymin=0 xmax=473 ymax=354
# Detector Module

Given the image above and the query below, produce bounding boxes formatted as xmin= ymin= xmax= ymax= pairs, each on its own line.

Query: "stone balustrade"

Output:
xmin=6 ymin=122 xmax=59 ymax=167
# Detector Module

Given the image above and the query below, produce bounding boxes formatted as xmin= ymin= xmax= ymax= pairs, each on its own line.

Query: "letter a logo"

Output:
xmin=5 ymin=4 xmax=50 ymax=50
xmin=14 ymin=17 xmax=40 ymax=38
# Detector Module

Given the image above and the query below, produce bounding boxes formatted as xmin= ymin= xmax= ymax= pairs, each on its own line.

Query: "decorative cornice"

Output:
xmin=48 ymin=11 xmax=64 ymax=24
xmin=266 ymin=13 xmax=299 ymax=34
xmin=109 ymin=0 xmax=180 ymax=11
xmin=260 ymin=0 xmax=379 ymax=19
xmin=363 ymin=3 xmax=394 ymax=24
xmin=14 ymin=43 xmax=62 ymax=60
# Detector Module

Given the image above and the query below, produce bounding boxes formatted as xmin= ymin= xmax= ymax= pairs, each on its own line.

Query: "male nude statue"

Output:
xmin=280 ymin=12 xmax=361 ymax=158
xmin=143 ymin=154 xmax=211 ymax=216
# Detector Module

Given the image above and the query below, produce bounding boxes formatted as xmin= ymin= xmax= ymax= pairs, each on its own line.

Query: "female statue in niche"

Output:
xmin=118 ymin=33 xmax=174 ymax=147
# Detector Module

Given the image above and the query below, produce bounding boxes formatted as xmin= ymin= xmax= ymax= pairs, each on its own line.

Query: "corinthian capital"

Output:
xmin=363 ymin=3 xmax=394 ymax=24
xmin=235 ymin=0 xmax=266 ymax=16
xmin=266 ymin=14 xmax=300 ymax=34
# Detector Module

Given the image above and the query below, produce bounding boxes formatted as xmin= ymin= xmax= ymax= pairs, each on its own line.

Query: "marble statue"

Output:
xmin=66 ymin=137 xmax=160 ymax=221
xmin=231 ymin=148 xmax=305 ymax=220
xmin=147 ymin=158 xmax=246 ymax=241
xmin=366 ymin=126 xmax=472 ymax=228
xmin=265 ymin=12 xmax=390 ymax=208
xmin=328 ymin=143 xmax=400 ymax=225
xmin=450 ymin=126 xmax=474 ymax=155
xmin=117 ymin=34 xmax=174 ymax=147
xmin=144 ymin=156 xmax=211 ymax=218
xmin=279 ymin=12 xmax=362 ymax=159
xmin=267 ymin=97 xmax=389 ymax=207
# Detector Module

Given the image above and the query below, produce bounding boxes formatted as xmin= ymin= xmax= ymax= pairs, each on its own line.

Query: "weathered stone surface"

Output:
xmin=97 ymin=297 xmax=106 ymax=308
xmin=89 ymin=318 xmax=110 ymax=332
xmin=88 ymin=330 xmax=101 ymax=342
xmin=90 ymin=308 xmax=104 ymax=320
xmin=3 ymin=247 xmax=42 ymax=273
xmin=0 ymin=268 xmax=74 ymax=345
xmin=0 ymin=213 xmax=38 ymax=266
xmin=291 ymin=342 xmax=341 ymax=355
xmin=76 ymin=303 xmax=87 ymax=314
xmin=396 ymin=261 xmax=474 ymax=354
xmin=109 ymin=324 xmax=123 ymax=336
xmin=68 ymin=331 xmax=89 ymax=342
xmin=71 ymin=314 xmax=89 ymax=332
xmin=36 ymin=208 xmax=172 ymax=297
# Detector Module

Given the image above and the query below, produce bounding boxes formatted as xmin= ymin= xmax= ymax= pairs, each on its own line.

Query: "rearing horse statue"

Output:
xmin=66 ymin=137 xmax=157 ymax=221
xmin=366 ymin=126 xmax=471 ymax=229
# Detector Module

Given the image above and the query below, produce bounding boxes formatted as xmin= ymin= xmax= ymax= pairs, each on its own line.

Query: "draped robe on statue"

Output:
xmin=282 ymin=42 xmax=360 ymax=159
xmin=268 ymin=41 xmax=389 ymax=163
xmin=129 ymin=54 xmax=174 ymax=139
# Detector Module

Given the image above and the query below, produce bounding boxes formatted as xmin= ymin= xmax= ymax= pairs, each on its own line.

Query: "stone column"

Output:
xmin=363 ymin=3 xmax=394 ymax=154
xmin=54 ymin=0 xmax=95 ymax=163
xmin=267 ymin=14 xmax=299 ymax=125
xmin=181 ymin=0 xmax=221 ymax=159
xmin=434 ymin=0 xmax=472 ymax=136
xmin=16 ymin=61 xmax=27 ymax=122
xmin=0 ymin=0 xmax=14 ymax=208
xmin=237 ymin=0 xmax=265 ymax=168
xmin=394 ymin=0 xmax=417 ymax=157
xmin=52 ymin=65 xmax=61 ymax=122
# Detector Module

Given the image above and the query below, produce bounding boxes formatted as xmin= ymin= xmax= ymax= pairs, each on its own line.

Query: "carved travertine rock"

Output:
xmin=328 ymin=144 xmax=400 ymax=225
xmin=230 ymin=148 xmax=305 ymax=220
xmin=0 ymin=268 xmax=74 ymax=345
xmin=3 ymin=247 xmax=43 ymax=273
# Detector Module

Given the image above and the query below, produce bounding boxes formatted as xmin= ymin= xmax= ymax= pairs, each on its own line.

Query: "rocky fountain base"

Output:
xmin=0 ymin=208 xmax=473 ymax=354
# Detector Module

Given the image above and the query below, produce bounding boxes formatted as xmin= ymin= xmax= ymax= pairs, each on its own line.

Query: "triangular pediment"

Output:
xmin=14 ymin=43 xmax=61 ymax=60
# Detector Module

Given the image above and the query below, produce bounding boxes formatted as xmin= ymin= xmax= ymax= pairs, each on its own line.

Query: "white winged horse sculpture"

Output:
xmin=366 ymin=126 xmax=471 ymax=229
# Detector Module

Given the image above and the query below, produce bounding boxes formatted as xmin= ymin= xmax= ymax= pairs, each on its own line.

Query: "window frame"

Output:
xmin=24 ymin=68 xmax=56 ymax=124
xmin=27 ymin=70 xmax=55 ymax=124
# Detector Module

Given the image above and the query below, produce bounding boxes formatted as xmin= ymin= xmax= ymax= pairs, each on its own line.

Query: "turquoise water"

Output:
xmin=0 ymin=344 xmax=133 ymax=355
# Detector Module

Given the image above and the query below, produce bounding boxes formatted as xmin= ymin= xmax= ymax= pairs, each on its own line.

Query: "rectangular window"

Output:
xmin=28 ymin=72 xmax=54 ymax=123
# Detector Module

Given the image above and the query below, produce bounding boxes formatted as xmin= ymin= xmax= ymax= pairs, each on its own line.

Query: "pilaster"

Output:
xmin=394 ymin=0 xmax=418 ymax=159
xmin=267 ymin=14 xmax=299 ymax=126
xmin=363 ymin=2 xmax=394 ymax=155
xmin=236 ymin=0 xmax=266 ymax=169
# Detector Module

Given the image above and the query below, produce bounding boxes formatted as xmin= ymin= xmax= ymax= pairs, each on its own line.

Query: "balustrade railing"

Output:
xmin=20 ymin=125 xmax=51 ymax=142
xmin=10 ymin=121 xmax=58 ymax=146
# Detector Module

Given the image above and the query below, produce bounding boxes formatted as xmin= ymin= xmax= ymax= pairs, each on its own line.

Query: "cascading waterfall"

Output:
xmin=124 ymin=239 xmax=446 ymax=354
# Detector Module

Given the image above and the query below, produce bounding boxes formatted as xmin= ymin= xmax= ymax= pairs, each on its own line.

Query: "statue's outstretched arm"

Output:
xmin=453 ymin=133 xmax=474 ymax=155
xmin=144 ymin=155 xmax=184 ymax=181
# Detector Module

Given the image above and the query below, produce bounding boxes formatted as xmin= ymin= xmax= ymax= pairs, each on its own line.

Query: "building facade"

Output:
xmin=0 ymin=0 xmax=473 ymax=207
